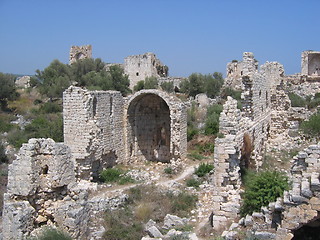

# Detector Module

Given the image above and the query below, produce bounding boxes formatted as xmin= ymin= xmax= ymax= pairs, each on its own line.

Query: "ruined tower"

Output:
xmin=124 ymin=52 xmax=168 ymax=89
xmin=69 ymin=45 xmax=92 ymax=64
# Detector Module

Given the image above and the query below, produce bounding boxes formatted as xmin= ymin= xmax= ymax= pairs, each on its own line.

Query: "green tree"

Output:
xmin=36 ymin=60 xmax=72 ymax=100
xmin=204 ymin=104 xmax=223 ymax=135
xmin=240 ymin=170 xmax=289 ymax=216
xmin=0 ymin=73 xmax=19 ymax=109
xmin=300 ymin=112 xmax=320 ymax=137
xmin=160 ymin=81 xmax=174 ymax=93
xmin=144 ymin=76 xmax=158 ymax=89
xmin=104 ymin=65 xmax=131 ymax=95
xmin=70 ymin=58 xmax=105 ymax=86
xmin=133 ymin=80 xmax=145 ymax=92
xmin=205 ymin=72 xmax=224 ymax=98
xmin=179 ymin=72 xmax=224 ymax=98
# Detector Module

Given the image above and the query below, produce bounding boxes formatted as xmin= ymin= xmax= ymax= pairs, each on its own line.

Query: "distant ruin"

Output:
xmin=124 ymin=52 xmax=168 ymax=89
xmin=69 ymin=45 xmax=92 ymax=64
xmin=2 ymin=50 xmax=320 ymax=239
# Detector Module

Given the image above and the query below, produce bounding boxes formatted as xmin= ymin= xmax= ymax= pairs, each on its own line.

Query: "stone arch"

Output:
xmin=125 ymin=89 xmax=187 ymax=163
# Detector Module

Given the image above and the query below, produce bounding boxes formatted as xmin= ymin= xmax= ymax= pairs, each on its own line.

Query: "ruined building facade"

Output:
xmin=124 ymin=52 xmax=168 ymax=89
xmin=2 ymin=87 xmax=187 ymax=239
xmin=69 ymin=45 xmax=92 ymax=64
xmin=63 ymin=87 xmax=187 ymax=180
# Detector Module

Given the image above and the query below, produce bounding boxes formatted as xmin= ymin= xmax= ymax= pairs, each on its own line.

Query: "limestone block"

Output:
xmin=2 ymin=200 xmax=35 ymax=240
xmin=147 ymin=226 xmax=164 ymax=238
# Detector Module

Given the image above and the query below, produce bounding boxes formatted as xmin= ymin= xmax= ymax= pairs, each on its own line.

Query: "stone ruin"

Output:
xmin=69 ymin=46 xmax=174 ymax=90
xmin=69 ymin=45 xmax=92 ymax=64
xmin=124 ymin=52 xmax=169 ymax=89
xmin=301 ymin=50 xmax=320 ymax=80
xmin=2 ymin=50 xmax=320 ymax=239
xmin=63 ymin=87 xmax=187 ymax=181
xmin=2 ymin=87 xmax=187 ymax=239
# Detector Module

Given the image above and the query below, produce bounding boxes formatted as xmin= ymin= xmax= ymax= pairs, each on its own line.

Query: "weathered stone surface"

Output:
xmin=69 ymin=45 xmax=92 ymax=64
xmin=124 ymin=52 xmax=168 ymax=89
xmin=146 ymin=226 xmax=163 ymax=238
xmin=2 ymin=200 xmax=35 ymax=240
xmin=163 ymin=214 xmax=188 ymax=229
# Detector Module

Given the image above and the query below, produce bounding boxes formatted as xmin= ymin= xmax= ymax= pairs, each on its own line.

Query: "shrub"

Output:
xmin=171 ymin=192 xmax=198 ymax=215
xmin=160 ymin=81 xmax=174 ymax=93
xmin=196 ymin=142 xmax=215 ymax=155
xmin=32 ymin=227 xmax=72 ymax=240
xmin=240 ymin=170 xmax=289 ymax=216
xmin=288 ymin=92 xmax=306 ymax=107
xmin=133 ymin=80 xmax=145 ymax=92
xmin=164 ymin=167 xmax=173 ymax=174
xmin=300 ymin=112 xmax=320 ymax=137
xmin=99 ymin=168 xmax=123 ymax=183
xmin=38 ymin=102 xmax=62 ymax=113
xmin=186 ymin=178 xmax=201 ymax=188
xmin=187 ymin=151 xmax=205 ymax=161
xmin=99 ymin=167 xmax=134 ymax=185
xmin=204 ymin=104 xmax=223 ymax=136
xmin=0 ymin=115 xmax=15 ymax=133
xmin=194 ymin=163 xmax=214 ymax=177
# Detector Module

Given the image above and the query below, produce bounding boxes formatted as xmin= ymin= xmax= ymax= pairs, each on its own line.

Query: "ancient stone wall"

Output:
xmin=221 ymin=143 xmax=320 ymax=240
xmin=63 ymin=87 xmax=187 ymax=180
xmin=2 ymin=139 xmax=81 ymax=239
xmin=69 ymin=45 xmax=92 ymax=64
xmin=124 ymin=89 xmax=187 ymax=163
xmin=63 ymin=87 xmax=125 ymax=180
xmin=124 ymin=52 xmax=168 ymax=89
xmin=225 ymin=52 xmax=258 ymax=90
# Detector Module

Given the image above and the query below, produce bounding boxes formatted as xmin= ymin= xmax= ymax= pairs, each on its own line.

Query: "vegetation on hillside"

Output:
xmin=179 ymin=72 xmax=224 ymax=98
xmin=35 ymin=58 xmax=131 ymax=99
xmin=103 ymin=185 xmax=197 ymax=240
xmin=240 ymin=170 xmax=289 ymax=216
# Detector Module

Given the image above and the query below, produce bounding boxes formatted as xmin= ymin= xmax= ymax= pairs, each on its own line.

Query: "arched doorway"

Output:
xmin=292 ymin=218 xmax=320 ymax=240
xmin=127 ymin=93 xmax=171 ymax=162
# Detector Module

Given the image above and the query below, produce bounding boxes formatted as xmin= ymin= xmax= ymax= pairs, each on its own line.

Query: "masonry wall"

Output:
xmin=69 ymin=45 xmax=92 ymax=64
xmin=124 ymin=89 xmax=187 ymax=163
xmin=124 ymin=52 xmax=168 ymax=89
xmin=63 ymin=86 xmax=125 ymax=180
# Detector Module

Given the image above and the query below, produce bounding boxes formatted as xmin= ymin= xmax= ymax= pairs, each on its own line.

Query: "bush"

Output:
xmin=240 ymin=170 xmax=289 ymax=216
xmin=204 ymin=104 xmax=223 ymax=136
xmin=300 ymin=112 xmax=320 ymax=137
xmin=164 ymin=167 xmax=173 ymax=174
xmin=186 ymin=178 xmax=201 ymax=188
xmin=99 ymin=168 xmax=123 ymax=183
xmin=133 ymin=80 xmax=145 ymax=92
xmin=0 ymin=114 xmax=15 ymax=133
xmin=144 ymin=76 xmax=158 ymax=89
xmin=32 ymin=227 xmax=72 ymax=240
xmin=38 ymin=102 xmax=62 ymax=113
xmin=187 ymin=151 xmax=205 ymax=161
xmin=99 ymin=167 xmax=134 ymax=185
xmin=194 ymin=163 xmax=214 ymax=177
xmin=288 ymin=92 xmax=306 ymax=107
xmin=160 ymin=81 xmax=174 ymax=93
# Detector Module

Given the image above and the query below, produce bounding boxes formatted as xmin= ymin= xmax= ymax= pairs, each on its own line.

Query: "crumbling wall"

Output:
xmin=225 ymin=52 xmax=258 ymax=90
xmin=63 ymin=86 xmax=125 ymax=180
xmin=301 ymin=50 xmax=320 ymax=77
xmin=221 ymin=143 xmax=320 ymax=240
xmin=2 ymin=139 xmax=89 ymax=239
xmin=124 ymin=52 xmax=168 ymax=89
xmin=125 ymin=89 xmax=187 ymax=163
xmin=69 ymin=45 xmax=92 ymax=64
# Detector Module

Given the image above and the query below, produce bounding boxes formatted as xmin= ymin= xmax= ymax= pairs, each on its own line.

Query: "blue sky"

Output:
xmin=0 ymin=0 xmax=319 ymax=77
